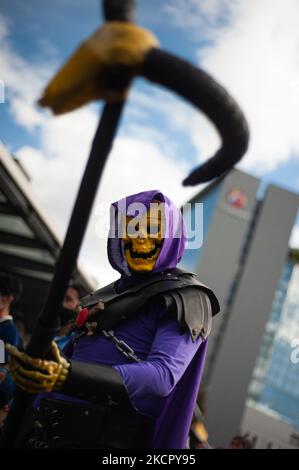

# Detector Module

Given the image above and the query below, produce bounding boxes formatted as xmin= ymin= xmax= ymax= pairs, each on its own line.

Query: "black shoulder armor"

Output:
xmin=80 ymin=268 xmax=220 ymax=342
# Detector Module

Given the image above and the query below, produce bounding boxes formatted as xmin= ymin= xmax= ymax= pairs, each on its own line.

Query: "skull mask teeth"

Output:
xmin=122 ymin=209 xmax=164 ymax=272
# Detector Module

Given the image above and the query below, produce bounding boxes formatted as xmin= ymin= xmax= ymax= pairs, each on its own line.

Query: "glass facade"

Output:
xmin=180 ymin=183 xmax=221 ymax=272
xmin=247 ymin=252 xmax=299 ymax=430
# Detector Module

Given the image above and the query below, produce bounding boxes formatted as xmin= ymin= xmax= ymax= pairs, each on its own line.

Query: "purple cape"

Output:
xmin=153 ymin=340 xmax=208 ymax=448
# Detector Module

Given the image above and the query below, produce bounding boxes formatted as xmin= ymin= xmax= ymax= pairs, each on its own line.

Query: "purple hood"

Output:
xmin=108 ymin=190 xmax=187 ymax=277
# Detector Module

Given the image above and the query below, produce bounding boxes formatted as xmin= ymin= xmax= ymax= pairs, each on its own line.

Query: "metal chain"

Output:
xmin=102 ymin=329 xmax=143 ymax=363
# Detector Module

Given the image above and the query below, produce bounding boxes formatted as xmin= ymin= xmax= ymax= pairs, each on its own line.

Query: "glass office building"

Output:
xmin=248 ymin=251 xmax=299 ymax=430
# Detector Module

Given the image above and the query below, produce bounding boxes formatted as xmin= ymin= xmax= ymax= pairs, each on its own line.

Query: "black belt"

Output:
xmin=31 ymin=398 xmax=155 ymax=449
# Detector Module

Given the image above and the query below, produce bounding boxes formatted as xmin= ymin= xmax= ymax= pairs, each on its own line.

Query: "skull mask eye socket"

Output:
xmin=122 ymin=206 xmax=165 ymax=272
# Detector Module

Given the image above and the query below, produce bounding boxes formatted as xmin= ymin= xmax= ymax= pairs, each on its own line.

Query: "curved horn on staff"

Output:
xmin=141 ymin=48 xmax=249 ymax=185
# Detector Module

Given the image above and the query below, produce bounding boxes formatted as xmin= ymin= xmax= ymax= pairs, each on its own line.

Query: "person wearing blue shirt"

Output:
xmin=0 ymin=273 xmax=22 ymax=413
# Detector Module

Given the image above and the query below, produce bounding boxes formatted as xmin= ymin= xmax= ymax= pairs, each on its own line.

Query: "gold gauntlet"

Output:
xmin=6 ymin=342 xmax=70 ymax=394
xmin=38 ymin=22 xmax=159 ymax=114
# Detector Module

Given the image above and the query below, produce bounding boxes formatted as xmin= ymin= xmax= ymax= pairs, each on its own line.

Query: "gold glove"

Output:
xmin=6 ymin=342 xmax=70 ymax=394
xmin=38 ymin=22 xmax=159 ymax=114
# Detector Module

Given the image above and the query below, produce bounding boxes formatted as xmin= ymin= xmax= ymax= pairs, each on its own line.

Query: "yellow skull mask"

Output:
xmin=122 ymin=209 xmax=164 ymax=272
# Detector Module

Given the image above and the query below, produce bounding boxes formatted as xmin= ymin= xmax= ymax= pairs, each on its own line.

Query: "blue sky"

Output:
xmin=1 ymin=0 xmax=299 ymax=283
xmin=0 ymin=0 xmax=200 ymax=157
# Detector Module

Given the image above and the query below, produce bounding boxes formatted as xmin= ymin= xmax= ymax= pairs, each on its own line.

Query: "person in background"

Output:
xmin=54 ymin=283 xmax=89 ymax=350
xmin=13 ymin=313 xmax=31 ymax=349
xmin=0 ymin=273 xmax=23 ymax=425
xmin=229 ymin=434 xmax=252 ymax=449
xmin=0 ymin=273 xmax=22 ymax=352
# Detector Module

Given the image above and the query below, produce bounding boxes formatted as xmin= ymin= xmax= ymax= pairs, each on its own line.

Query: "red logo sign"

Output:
xmin=226 ymin=189 xmax=248 ymax=210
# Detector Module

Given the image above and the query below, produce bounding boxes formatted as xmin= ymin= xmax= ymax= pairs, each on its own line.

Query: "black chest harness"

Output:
xmin=80 ymin=268 xmax=220 ymax=342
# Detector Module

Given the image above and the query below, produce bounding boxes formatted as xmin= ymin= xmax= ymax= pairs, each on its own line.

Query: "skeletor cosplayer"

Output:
xmin=6 ymin=190 xmax=220 ymax=449
xmin=1 ymin=0 xmax=249 ymax=450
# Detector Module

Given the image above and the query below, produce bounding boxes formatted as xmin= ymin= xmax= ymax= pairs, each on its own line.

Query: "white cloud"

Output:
xmin=164 ymin=0 xmax=237 ymax=41
xmin=129 ymin=88 xmax=221 ymax=166
xmin=166 ymin=0 xmax=299 ymax=174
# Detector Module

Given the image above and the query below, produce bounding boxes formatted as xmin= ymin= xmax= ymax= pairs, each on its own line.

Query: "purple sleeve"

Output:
xmin=113 ymin=315 xmax=202 ymax=406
